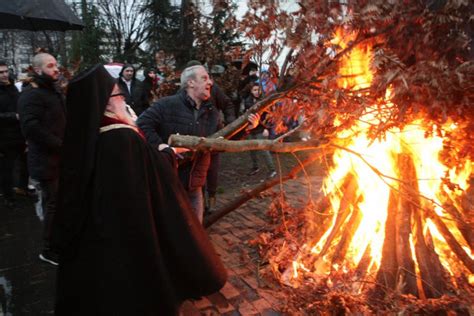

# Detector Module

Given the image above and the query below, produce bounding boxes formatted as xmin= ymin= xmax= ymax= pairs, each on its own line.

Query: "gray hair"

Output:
xmin=180 ymin=65 xmax=205 ymax=89
xmin=32 ymin=53 xmax=53 ymax=68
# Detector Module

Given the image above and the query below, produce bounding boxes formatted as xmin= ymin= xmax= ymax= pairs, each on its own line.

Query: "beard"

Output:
xmin=105 ymin=101 xmax=137 ymax=126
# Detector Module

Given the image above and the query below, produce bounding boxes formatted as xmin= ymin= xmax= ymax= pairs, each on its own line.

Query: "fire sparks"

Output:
xmin=285 ymin=30 xmax=473 ymax=297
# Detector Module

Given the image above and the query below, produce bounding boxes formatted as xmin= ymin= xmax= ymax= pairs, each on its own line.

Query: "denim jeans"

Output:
xmin=34 ymin=178 xmax=59 ymax=249
xmin=206 ymin=153 xmax=220 ymax=197
xmin=248 ymin=133 xmax=275 ymax=171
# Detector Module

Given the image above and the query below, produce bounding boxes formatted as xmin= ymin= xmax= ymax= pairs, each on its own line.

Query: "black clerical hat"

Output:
xmin=52 ymin=64 xmax=116 ymax=253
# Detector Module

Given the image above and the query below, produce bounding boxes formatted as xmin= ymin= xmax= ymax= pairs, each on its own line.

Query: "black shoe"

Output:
xmin=39 ymin=250 xmax=59 ymax=266
xmin=248 ymin=167 xmax=260 ymax=176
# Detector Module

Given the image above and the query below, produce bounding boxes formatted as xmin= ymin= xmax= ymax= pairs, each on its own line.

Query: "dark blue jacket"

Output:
xmin=137 ymin=90 xmax=219 ymax=189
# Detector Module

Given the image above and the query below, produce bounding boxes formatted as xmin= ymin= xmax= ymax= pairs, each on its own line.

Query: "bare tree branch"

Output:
xmin=204 ymin=152 xmax=322 ymax=228
xmin=169 ymin=135 xmax=327 ymax=153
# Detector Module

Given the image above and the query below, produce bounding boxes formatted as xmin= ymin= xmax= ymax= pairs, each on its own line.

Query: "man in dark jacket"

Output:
xmin=183 ymin=61 xmax=237 ymax=214
xmin=117 ymin=64 xmax=148 ymax=115
xmin=137 ymin=65 xmax=258 ymax=223
xmin=184 ymin=60 xmax=236 ymax=124
xmin=18 ymin=53 xmax=66 ymax=266
xmin=0 ymin=60 xmax=25 ymax=208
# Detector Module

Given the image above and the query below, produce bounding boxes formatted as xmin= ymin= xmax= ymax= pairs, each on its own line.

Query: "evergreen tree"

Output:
xmin=192 ymin=1 xmax=241 ymax=67
xmin=69 ymin=0 xmax=105 ymax=70
xmin=142 ymin=0 xmax=182 ymax=67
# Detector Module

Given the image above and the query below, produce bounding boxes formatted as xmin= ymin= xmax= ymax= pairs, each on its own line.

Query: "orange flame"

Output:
xmin=286 ymin=29 xmax=473 ymax=290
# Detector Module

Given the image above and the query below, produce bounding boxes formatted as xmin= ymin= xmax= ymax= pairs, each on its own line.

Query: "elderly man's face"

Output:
xmin=0 ymin=65 xmax=9 ymax=84
xmin=107 ymin=85 xmax=126 ymax=108
xmin=106 ymin=84 xmax=137 ymax=123
xmin=122 ymin=67 xmax=134 ymax=81
xmin=190 ymin=66 xmax=212 ymax=101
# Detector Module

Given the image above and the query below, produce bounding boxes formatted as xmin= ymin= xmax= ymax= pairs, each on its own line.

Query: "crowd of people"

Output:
xmin=0 ymin=50 xmax=287 ymax=314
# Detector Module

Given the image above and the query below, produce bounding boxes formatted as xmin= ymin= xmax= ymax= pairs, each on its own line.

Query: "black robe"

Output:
xmin=55 ymin=126 xmax=226 ymax=315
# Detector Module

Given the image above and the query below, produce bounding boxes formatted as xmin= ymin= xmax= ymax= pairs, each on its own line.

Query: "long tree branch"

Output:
xmin=204 ymin=152 xmax=322 ymax=228
xmin=210 ymin=91 xmax=288 ymax=139
xmin=169 ymin=135 xmax=327 ymax=153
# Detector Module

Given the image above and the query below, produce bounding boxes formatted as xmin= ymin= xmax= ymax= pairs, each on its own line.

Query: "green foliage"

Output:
xmin=68 ymin=0 xmax=105 ymax=70
xmin=143 ymin=0 xmax=179 ymax=50
xmin=142 ymin=0 xmax=184 ymax=67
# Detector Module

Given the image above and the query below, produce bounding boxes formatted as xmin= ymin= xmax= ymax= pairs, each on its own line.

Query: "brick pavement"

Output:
xmin=181 ymin=152 xmax=325 ymax=316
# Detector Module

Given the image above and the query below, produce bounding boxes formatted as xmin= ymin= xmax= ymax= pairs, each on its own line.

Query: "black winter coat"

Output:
xmin=210 ymin=84 xmax=235 ymax=124
xmin=0 ymin=81 xmax=24 ymax=148
xmin=18 ymin=75 xmax=66 ymax=180
xmin=117 ymin=78 xmax=148 ymax=116
xmin=54 ymin=127 xmax=226 ymax=315
xmin=137 ymin=90 xmax=219 ymax=189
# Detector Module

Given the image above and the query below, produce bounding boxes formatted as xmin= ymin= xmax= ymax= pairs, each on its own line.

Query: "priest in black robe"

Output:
xmin=51 ymin=64 xmax=227 ymax=315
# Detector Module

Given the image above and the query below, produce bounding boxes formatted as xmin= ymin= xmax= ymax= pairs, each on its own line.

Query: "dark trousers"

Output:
xmin=13 ymin=151 xmax=28 ymax=190
xmin=35 ymin=178 xmax=59 ymax=249
xmin=206 ymin=153 xmax=220 ymax=197
xmin=0 ymin=147 xmax=22 ymax=201
xmin=248 ymin=133 xmax=275 ymax=171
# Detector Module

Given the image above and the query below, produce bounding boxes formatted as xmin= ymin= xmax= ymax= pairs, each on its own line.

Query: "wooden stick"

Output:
xmin=402 ymin=154 xmax=447 ymax=298
xmin=425 ymin=207 xmax=474 ymax=274
xmin=331 ymin=203 xmax=363 ymax=266
xmin=355 ymin=244 xmax=373 ymax=278
xmin=311 ymin=174 xmax=358 ymax=261
xmin=442 ymin=200 xmax=473 ymax=251
xmin=373 ymin=189 xmax=399 ymax=294
xmin=211 ymin=92 xmax=286 ymax=139
xmin=395 ymin=154 xmax=419 ymax=296
xmin=169 ymin=135 xmax=327 ymax=153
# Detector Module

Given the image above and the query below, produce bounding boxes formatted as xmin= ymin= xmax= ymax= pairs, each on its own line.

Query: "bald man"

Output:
xmin=18 ymin=53 xmax=66 ymax=266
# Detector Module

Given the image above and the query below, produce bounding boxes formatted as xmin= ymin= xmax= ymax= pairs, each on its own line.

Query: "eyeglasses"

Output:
xmin=110 ymin=92 xmax=125 ymax=98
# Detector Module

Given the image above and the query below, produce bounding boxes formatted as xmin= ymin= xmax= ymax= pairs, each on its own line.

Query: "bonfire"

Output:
xmin=169 ymin=1 xmax=473 ymax=313
xmin=238 ymin=28 xmax=472 ymax=314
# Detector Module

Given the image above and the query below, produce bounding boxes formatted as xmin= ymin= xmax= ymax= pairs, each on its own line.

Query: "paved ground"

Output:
xmin=0 ymin=151 xmax=324 ymax=315
xmin=182 ymin=152 xmax=324 ymax=315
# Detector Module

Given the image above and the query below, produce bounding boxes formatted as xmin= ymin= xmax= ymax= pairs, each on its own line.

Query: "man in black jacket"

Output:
xmin=183 ymin=61 xmax=236 ymax=214
xmin=117 ymin=64 xmax=148 ymax=116
xmin=18 ymin=53 xmax=66 ymax=266
xmin=0 ymin=60 xmax=25 ymax=208
xmin=137 ymin=65 xmax=258 ymax=223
